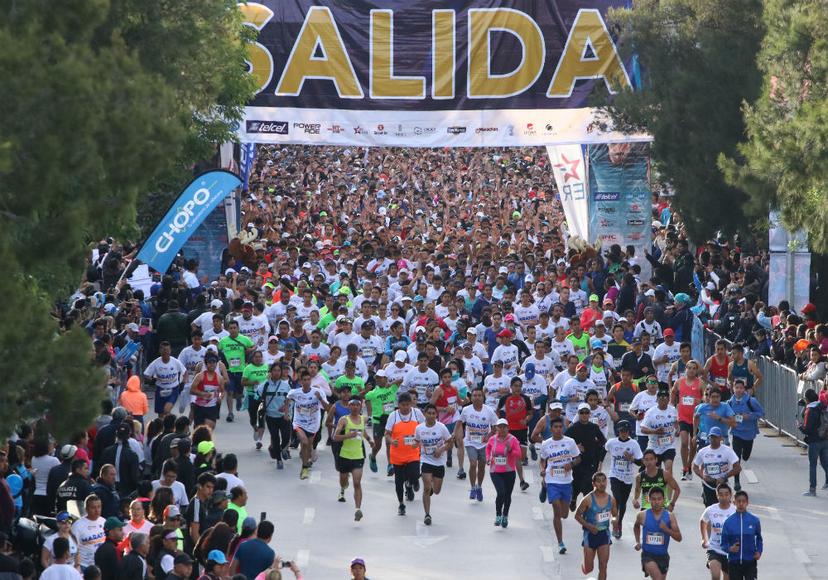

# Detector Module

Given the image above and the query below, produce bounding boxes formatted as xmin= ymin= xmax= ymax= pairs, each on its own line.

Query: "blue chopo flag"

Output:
xmin=136 ymin=170 xmax=241 ymax=274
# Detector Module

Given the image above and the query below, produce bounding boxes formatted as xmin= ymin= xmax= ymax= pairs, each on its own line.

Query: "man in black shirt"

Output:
xmin=620 ymin=338 xmax=653 ymax=380
xmin=185 ymin=472 xmax=216 ymax=547
xmin=565 ymin=402 xmax=607 ymax=511
xmin=55 ymin=459 xmax=92 ymax=514
xmin=94 ymin=517 xmax=125 ymax=580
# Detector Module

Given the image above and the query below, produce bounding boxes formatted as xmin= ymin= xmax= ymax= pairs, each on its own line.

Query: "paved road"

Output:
xmin=209 ymin=418 xmax=828 ymax=579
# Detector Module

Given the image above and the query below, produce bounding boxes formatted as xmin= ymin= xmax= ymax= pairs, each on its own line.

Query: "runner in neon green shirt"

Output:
xmin=218 ymin=321 xmax=255 ymax=422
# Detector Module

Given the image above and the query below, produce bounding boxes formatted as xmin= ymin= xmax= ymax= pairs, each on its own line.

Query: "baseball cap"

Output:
xmin=594 ymin=320 xmax=605 ymax=327
xmin=350 ymin=558 xmax=366 ymax=568
xmin=207 ymin=550 xmax=228 ymax=564
xmin=495 ymin=418 xmax=509 ymax=426
xmin=196 ymin=440 xmax=215 ymax=455
xmin=616 ymin=420 xmax=631 ymax=431
xmin=497 ymin=328 xmax=513 ymax=339
xmin=242 ymin=301 xmax=254 ymax=310
xmin=575 ymin=362 xmax=587 ymax=371
xmin=164 ymin=530 xmax=179 ymax=541
xmin=589 ymin=294 xmax=599 ymax=302
xmin=590 ymin=338 xmax=604 ymax=350
xmin=164 ymin=505 xmax=182 ymax=519
xmin=210 ymin=299 xmax=223 ymax=309
xmin=241 ymin=517 xmax=258 ymax=532
xmin=603 ymin=297 xmax=614 ymax=305
xmin=548 ymin=402 xmax=563 ymax=411
xmin=663 ymin=328 xmax=675 ymax=337
xmin=708 ymin=427 xmax=723 ymax=438
xmin=466 ymin=328 xmax=476 ymax=335
xmin=104 ymin=517 xmax=124 ymax=531
xmin=268 ymin=335 xmax=279 ymax=343
xmin=211 ymin=490 xmax=229 ymax=502
xmin=602 ymin=311 xmax=614 ymax=319
xmin=60 ymin=445 xmax=78 ymax=460
xmin=577 ymin=402 xmax=591 ymax=412
xmin=394 ymin=351 xmax=407 ymax=362
xmin=644 ymin=289 xmax=656 ymax=297
xmin=125 ymin=323 xmax=139 ymax=333
xmin=174 ymin=554 xmax=194 ymax=566
xmin=376 ymin=368 xmax=387 ymax=378
xmin=524 ymin=362 xmax=536 ymax=379
xmin=56 ymin=511 xmax=72 ymax=523
xmin=503 ymin=313 xmax=516 ymax=322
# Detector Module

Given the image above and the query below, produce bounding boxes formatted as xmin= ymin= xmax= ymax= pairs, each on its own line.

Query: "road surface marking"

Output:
xmin=742 ymin=469 xmax=758 ymax=484
xmin=539 ymin=545 xmax=556 ymax=562
xmin=303 ymin=508 xmax=315 ymax=524
xmin=296 ymin=549 xmax=310 ymax=567
xmin=794 ymin=548 xmax=811 ymax=564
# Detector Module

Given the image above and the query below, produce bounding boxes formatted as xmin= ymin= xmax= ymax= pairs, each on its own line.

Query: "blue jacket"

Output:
xmin=721 ymin=510 xmax=763 ymax=562
xmin=726 ymin=395 xmax=765 ymax=440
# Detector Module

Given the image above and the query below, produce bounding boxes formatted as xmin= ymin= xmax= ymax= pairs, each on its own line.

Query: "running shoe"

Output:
xmin=226 ymin=413 xmax=234 ymax=423
xmin=282 ymin=450 xmax=291 ymax=460
xmin=300 ymin=467 xmax=309 ymax=480
xmin=823 ymin=483 xmax=828 ymax=490
xmin=469 ymin=488 xmax=477 ymax=500
xmin=338 ymin=489 xmax=346 ymax=502
xmin=235 ymin=398 xmax=242 ymax=411
xmin=256 ymin=442 xmax=263 ymax=451
xmin=424 ymin=514 xmax=432 ymax=526
xmin=612 ymin=528 xmax=621 ymax=539
xmin=277 ymin=460 xmax=284 ymax=470
xmin=558 ymin=542 xmax=567 ymax=555
xmin=476 ymin=488 xmax=483 ymax=502
xmin=686 ymin=470 xmax=693 ymax=481
xmin=680 ymin=470 xmax=688 ymax=481
xmin=530 ymin=446 xmax=538 ymax=461
xmin=413 ymin=479 xmax=420 ymax=492
xmin=520 ymin=481 xmax=530 ymax=492
xmin=405 ymin=485 xmax=415 ymax=502
xmin=539 ymin=485 xmax=547 ymax=503
xmin=369 ymin=454 xmax=378 ymax=473
xmin=398 ymin=504 xmax=406 ymax=516
xmin=501 ymin=516 xmax=508 ymax=528
xmin=387 ymin=465 xmax=394 ymax=477
xmin=803 ymin=489 xmax=817 ymax=496
xmin=446 ymin=455 xmax=452 ymax=468
xmin=354 ymin=509 xmax=363 ymax=521
xmin=456 ymin=469 xmax=467 ymax=480
xmin=494 ymin=516 xmax=502 ymax=527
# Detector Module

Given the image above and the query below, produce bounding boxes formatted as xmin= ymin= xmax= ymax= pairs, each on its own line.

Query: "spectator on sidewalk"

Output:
xmin=799 ymin=388 xmax=828 ymax=496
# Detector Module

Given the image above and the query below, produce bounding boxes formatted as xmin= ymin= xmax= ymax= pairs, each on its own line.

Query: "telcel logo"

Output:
xmin=155 ymin=188 xmax=212 ymax=253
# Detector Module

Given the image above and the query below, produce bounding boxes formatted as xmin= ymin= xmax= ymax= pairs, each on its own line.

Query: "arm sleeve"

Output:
xmin=755 ymin=518 xmax=763 ymax=554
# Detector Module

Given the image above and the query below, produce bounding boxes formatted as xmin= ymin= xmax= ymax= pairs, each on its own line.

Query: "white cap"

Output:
xmin=466 ymin=328 xmax=476 ymax=335
xmin=705 ymin=281 xmax=716 ymax=291
xmin=644 ymin=289 xmax=656 ymax=297
xmin=602 ymin=310 xmax=614 ymax=319
xmin=210 ymin=299 xmax=223 ymax=309
xmin=224 ymin=268 xmax=236 ymax=276
xmin=498 ymin=266 xmax=508 ymax=274
xmin=548 ymin=402 xmax=563 ymax=411
xmin=399 ymin=269 xmax=410 ymax=276
xmin=401 ymin=295 xmax=413 ymax=302
xmin=496 ymin=418 xmax=509 ymax=426
xmin=594 ymin=320 xmax=605 ymax=327
xmin=206 ymin=344 xmax=219 ymax=352
xmin=394 ymin=351 xmax=408 ymax=362
xmin=577 ymin=402 xmax=591 ymax=412
xmin=125 ymin=323 xmax=139 ymax=332
xmin=376 ymin=368 xmax=387 ymax=378
xmin=415 ymin=326 xmax=426 ymax=334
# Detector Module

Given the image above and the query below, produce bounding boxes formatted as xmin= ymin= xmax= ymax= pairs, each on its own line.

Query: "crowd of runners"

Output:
xmin=3 ymin=145 xmax=826 ymax=580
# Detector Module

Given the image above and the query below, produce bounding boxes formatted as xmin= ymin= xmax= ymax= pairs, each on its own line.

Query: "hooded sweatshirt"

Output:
xmin=119 ymin=375 xmax=149 ymax=417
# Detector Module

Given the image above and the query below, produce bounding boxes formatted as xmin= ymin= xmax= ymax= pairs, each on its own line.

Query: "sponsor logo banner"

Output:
xmin=238 ymin=1 xmax=651 ymax=146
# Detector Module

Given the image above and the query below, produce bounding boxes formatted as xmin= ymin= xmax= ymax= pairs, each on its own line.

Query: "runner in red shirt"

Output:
xmin=704 ymin=339 xmax=731 ymax=399
xmin=497 ymin=377 xmax=533 ymax=492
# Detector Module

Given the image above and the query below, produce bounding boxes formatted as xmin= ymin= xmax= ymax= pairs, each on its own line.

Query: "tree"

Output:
xmin=603 ymin=0 xmax=766 ymax=243
xmin=0 ymin=0 xmax=254 ymax=438
xmin=720 ymin=0 xmax=828 ymax=253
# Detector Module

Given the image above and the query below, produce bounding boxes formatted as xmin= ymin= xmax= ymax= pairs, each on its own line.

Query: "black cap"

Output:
xmin=174 ymin=554 xmax=194 ymax=566
xmin=617 ymin=420 xmax=631 ymax=431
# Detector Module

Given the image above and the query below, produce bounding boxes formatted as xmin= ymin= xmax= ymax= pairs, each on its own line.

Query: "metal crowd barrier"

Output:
xmin=701 ymin=328 xmax=815 ymax=446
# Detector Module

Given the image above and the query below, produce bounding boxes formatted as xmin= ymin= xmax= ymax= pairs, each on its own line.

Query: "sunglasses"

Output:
xmin=578 ymin=410 xmax=591 ymax=415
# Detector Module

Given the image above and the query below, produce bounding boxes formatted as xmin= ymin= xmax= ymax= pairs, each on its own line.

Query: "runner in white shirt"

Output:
xmin=177 ymin=333 xmax=207 ymax=414
xmin=585 ymin=390 xmax=612 ymax=440
xmin=288 ymin=372 xmax=329 ymax=480
xmin=539 ymin=416 xmax=582 ymax=555
xmin=384 ymin=352 xmax=414 ymax=391
xmin=402 ymin=354 xmax=440 ymax=406
xmin=262 ymin=336 xmax=285 ymax=367
xmin=653 ymin=329 xmax=681 ymax=386
xmin=457 ymin=388 xmax=498 ymax=501
xmin=71 ymin=496 xmax=105 ymax=570
xmin=483 ymin=361 xmax=511 ymax=410
xmin=550 ymin=326 xmax=576 ymax=364
xmin=513 ymin=295 xmax=540 ymax=329
xmin=490 ymin=329 xmax=520 ymax=377
xmin=640 ymin=390 xmax=679 ymax=474
xmin=193 ymin=300 xmax=224 ymax=333
xmin=692 ymin=428 xmax=741 ymax=507
xmin=460 ymin=343 xmax=484 ymax=387
xmin=700 ymin=485 xmax=737 ymax=579
xmin=634 ymin=308 xmax=663 ymax=341
xmin=235 ymin=302 xmax=268 ymax=351
xmin=629 ymin=377 xmax=661 ymax=449
xmin=143 ymin=342 xmax=186 ymax=417
xmin=558 ymin=363 xmax=597 ymax=423
xmin=202 ymin=315 xmax=229 ymax=343
xmin=415 ymin=404 xmax=453 ymax=526
xmin=604 ymin=420 xmax=643 ymax=539
xmin=522 ymin=341 xmax=560 ymax=384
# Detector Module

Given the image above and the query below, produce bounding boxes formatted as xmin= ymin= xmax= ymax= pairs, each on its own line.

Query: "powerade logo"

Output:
xmin=594 ymin=192 xmax=620 ymax=201
xmin=155 ymin=188 xmax=213 ymax=253
xmin=447 ymin=126 xmax=466 ymax=134
xmin=246 ymin=120 xmax=288 ymax=134
xmin=293 ymin=122 xmax=320 ymax=135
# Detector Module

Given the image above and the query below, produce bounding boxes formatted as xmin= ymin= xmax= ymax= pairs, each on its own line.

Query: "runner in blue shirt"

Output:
xmin=694 ymin=387 xmax=736 ymax=447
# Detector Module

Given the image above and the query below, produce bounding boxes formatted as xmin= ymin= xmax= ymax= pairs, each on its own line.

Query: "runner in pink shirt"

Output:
xmin=485 ymin=419 xmax=522 ymax=528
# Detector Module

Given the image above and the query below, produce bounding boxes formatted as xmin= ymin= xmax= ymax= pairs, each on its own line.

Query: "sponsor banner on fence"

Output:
xmin=238 ymin=1 xmax=651 ymax=146
xmin=587 ymin=143 xmax=652 ymax=280
xmin=136 ymin=171 xmax=242 ymax=275
xmin=547 ymin=144 xmax=589 ymax=241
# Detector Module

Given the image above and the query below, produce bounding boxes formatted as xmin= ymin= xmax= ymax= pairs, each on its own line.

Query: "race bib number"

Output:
xmin=681 ymin=396 xmax=695 ymax=406
xmin=597 ymin=511 xmax=611 ymax=523
xmin=589 ymin=416 xmax=601 ymax=425
xmin=469 ymin=433 xmax=483 ymax=444
xmin=382 ymin=402 xmax=395 ymax=414
xmin=404 ymin=436 xmax=416 ymax=447
xmin=706 ymin=463 xmax=722 ymax=476
xmin=159 ymin=388 xmax=173 ymax=397
xmin=619 ymin=403 xmax=631 ymax=412
xmin=230 ymin=358 xmax=241 ymax=368
xmin=615 ymin=458 xmax=630 ymax=472
xmin=424 ymin=445 xmax=437 ymax=455
xmin=646 ymin=533 xmax=665 ymax=546
xmin=656 ymin=435 xmax=673 ymax=447
xmin=494 ymin=456 xmax=507 ymax=466
xmin=298 ymin=406 xmax=314 ymax=416
xmin=735 ymin=414 xmax=744 ymax=423
xmin=715 ymin=376 xmax=727 ymax=385
xmin=552 ymin=467 xmax=565 ymax=477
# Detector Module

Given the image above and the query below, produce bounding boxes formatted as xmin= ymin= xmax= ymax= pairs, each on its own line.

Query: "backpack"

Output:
xmin=817 ymin=404 xmax=828 ymax=440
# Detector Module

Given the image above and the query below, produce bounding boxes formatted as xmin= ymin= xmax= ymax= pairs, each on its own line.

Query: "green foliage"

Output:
xmin=720 ymin=0 xmax=828 ymax=252
xmin=0 ymin=0 xmax=255 ymax=437
xmin=605 ymin=0 xmax=766 ymax=243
